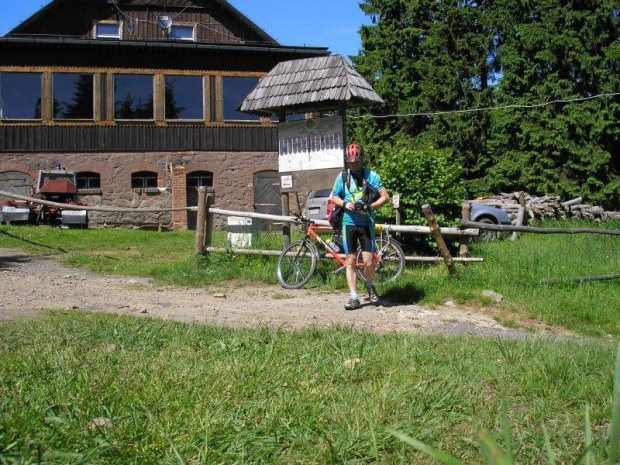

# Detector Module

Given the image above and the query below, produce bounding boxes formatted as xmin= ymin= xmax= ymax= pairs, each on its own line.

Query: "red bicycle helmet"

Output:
xmin=346 ymin=143 xmax=363 ymax=163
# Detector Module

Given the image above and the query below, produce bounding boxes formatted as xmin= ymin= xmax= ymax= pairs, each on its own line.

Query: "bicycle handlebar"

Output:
xmin=292 ymin=213 xmax=315 ymax=225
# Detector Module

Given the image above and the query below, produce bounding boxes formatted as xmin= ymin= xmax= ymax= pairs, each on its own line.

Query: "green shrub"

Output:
xmin=371 ymin=141 xmax=466 ymax=226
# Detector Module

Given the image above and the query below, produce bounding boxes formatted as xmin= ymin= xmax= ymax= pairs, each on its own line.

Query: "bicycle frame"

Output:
xmin=305 ymin=223 xmax=385 ymax=270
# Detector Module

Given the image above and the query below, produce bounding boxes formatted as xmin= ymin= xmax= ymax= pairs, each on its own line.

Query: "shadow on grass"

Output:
xmin=0 ymin=229 xmax=67 ymax=253
xmin=381 ymin=283 xmax=425 ymax=305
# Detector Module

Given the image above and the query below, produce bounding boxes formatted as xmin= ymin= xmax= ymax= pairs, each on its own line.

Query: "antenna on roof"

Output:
xmin=157 ymin=13 xmax=172 ymax=38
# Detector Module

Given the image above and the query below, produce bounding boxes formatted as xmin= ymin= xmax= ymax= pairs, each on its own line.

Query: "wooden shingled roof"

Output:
xmin=238 ymin=55 xmax=383 ymax=116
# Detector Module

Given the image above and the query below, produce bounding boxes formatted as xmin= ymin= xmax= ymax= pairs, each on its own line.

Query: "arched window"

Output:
xmin=131 ymin=171 xmax=157 ymax=189
xmin=186 ymin=170 xmax=213 ymax=188
xmin=76 ymin=171 xmax=100 ymax=189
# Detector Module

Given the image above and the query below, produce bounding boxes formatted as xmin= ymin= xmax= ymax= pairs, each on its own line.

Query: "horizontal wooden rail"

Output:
xmin=0 ymin=189 xmax=478 ymax=237
xmin=206 ymin=247 xmax=483 ymax=262
xmin=461 ymin=220 xmax=620 ymax=236
xmin=0 ymin=189 xmax=189 ymax=212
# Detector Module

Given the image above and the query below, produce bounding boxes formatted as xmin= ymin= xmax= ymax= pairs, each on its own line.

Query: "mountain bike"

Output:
xmin=276 ymin=216 xmax=406 ymax=289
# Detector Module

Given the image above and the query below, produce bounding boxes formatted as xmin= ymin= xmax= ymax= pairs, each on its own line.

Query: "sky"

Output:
xmin=0 ymin=0 xmax=370 ymax=58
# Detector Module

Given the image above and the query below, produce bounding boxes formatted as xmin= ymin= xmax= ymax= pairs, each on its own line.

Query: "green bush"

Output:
xmin=371 ymin=141 xmax=466 ymax=226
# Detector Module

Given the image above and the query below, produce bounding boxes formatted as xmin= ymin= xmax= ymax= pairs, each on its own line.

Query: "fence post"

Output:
xmin=459 ymin=202 xmax=471 ymax=259
xmin=281 ymin=192 xmax=290 ymax=248
xmin=195 ymin=186 xmax=207 ymax=254
xmin=393 ymin=192 xmax=401 ymax=242
xmin=422 ymin=204 xmax=458 ymax=278
xmin=205 ymin=187 xmax=215 ymax=248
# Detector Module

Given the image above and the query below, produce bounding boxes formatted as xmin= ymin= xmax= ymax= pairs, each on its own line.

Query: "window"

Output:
xmin=170 ymin=25 xmax=194 ymax=41
xmin=222 ymin=76 xmax=260 ymax=121
xmin=187 ymin=171 xmax=213 ymax=188
xmin=95 ymin=22 xmax=121 ymax=39
xmin=131 ymin=171 xmax=158 ymax=189
xmin=76 ymin=172 xmax=101 ymax=189
xmin=53 ymin=73 xmax=94 ymax=120
xmin=114 ymin=74 xmax=154 ymax=120
xmin=0 ymin=72 xmax=42 ymax=120
xmin=165 ymin=75 xmax=204 ymax=120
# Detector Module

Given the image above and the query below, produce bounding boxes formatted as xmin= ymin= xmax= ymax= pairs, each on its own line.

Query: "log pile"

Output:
xmin=475 ymin=193 xmax=620 ymax=223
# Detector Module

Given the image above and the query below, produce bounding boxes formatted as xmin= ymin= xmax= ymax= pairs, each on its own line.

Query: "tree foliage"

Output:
xmin=352 ymin=0 xmax=620 ymax=209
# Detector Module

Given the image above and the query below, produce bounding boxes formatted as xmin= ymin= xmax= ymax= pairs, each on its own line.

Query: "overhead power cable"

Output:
xmin=349 ymin=92 xmax=620 ymax=119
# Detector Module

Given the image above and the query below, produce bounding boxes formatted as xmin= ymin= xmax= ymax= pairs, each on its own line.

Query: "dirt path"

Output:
xmin=0 ymin=248 xmax=573 ymax=339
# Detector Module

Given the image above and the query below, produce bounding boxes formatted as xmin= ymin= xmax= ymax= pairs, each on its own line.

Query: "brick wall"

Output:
xmin=0 ymin=150 xmax=278 ymax=230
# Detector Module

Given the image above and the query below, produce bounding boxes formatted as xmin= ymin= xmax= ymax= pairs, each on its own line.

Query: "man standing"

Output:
xmin=330 ymin=142 xmax=390 ymax=310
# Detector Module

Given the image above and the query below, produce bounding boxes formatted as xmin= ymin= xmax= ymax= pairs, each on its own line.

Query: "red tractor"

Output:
xmin=1 ymin=170 xmax=88 ymax=227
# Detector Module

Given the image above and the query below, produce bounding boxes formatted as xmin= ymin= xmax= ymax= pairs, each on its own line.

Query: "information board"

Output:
xmin=278 ymin=116 xmax=344 ymax=173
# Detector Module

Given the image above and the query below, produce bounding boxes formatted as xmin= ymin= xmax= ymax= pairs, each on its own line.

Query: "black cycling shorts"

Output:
xmin=342 ymin=224 xmax=375 ymax=255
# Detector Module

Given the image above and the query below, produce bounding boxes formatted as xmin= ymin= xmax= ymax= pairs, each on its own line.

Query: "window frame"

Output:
xmin=131 ymin=171 xmax=158 ymax=190
xmin=94 ymin=21 xmax=122 ymax=39
xmin=52 ymin=72 xmax=95 ymax=121
xmin=221 ymin=76 xmax=261 ymax=123
xmin=113 ymin=74 xmax=155 ymax=122
xmin=76 ymin=171 xmax=101 ymax=192
xmin=0 ymin=71 xmax=43 ymax=121
xmin=170 ymin=24 xmax=195 ymax=41
xmin=186 ymin=171 xmax=214 ymax=188
xmin=164 ymin=75 xmax=205 ymax=122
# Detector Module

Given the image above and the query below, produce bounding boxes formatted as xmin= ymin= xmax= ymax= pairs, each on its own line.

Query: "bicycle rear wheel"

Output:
xmin=277 ymin=239 xmax=319 ymax=289
xmin=356 ymin=238 xmax=405 ymax=283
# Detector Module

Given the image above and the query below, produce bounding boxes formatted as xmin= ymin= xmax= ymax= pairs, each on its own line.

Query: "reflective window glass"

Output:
xmin=171 ymin=25 xmax=194 ymax=41
xmin=165 ymin=75 xmax=203 ymax=120
xmin=114 ymin=74 xmax=154 ymax=120
xmin=0 ymin=72 xmax=42 ymax=120
xmin=96 ymin=22 xmax=121 ymax=38
xmin=53 ymin=73 xmax=94 ymax=120
xmin=222 ymin=76 xmax=260 ymax=121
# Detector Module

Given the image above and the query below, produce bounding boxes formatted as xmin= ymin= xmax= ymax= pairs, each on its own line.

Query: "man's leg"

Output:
xmin=362 ymin=251 xmax=379 ymax=303
xmin=343 ymin=226 xmax=361 ymax=310
xmin=359 ymin=226 xmax=379 ymax=303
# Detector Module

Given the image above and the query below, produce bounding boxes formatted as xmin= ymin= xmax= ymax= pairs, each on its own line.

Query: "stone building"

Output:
xmin=0 ymin=0 xmax=329 ymax=229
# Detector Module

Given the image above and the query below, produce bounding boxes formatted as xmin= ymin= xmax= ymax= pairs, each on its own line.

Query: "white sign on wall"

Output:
xmin=277 ymin=116 xmax=344 ymax=173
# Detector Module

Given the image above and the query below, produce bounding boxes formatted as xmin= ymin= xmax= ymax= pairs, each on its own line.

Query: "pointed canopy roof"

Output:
xmin=238 ymin=55 xmax=384 ymax=116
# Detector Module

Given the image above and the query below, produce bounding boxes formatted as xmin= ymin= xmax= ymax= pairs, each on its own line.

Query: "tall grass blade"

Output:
xmin=542 ymin=425 xmax=556 ymax=464
xmin=584 ymin=404 xmax=594 ymax=465
xmin=478 ymin=430 xmax=514 ymax=465
xmin=500 ymin=393 xmax=514 ymax=461
xmin=389 ymin=430 xmax=465 ymax=465
xmin=608 ymin=344 xmax=620 ymax=463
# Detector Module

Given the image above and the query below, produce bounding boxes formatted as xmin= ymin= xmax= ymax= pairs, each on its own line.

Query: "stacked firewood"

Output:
xmin=475 ymin=193 xmax=620 ymax=223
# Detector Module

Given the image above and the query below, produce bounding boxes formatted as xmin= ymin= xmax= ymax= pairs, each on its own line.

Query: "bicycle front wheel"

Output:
xmin=276 ymin=239 xmax=319 ymax=289
xmin=356 ymin=238 xmax=405 ymax=283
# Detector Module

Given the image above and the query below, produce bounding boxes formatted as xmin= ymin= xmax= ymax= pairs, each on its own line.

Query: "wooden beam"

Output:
xmin=422 ymin=204 xmax=458 ymax=278
xmin=461 ymin=221 xmax=620 ymax=236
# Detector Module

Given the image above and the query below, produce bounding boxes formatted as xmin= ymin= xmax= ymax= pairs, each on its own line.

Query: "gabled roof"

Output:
xmin=7 ymin=0 xmax=278 ymax=45
xmin=239 ymin=55 xmax=384 ymax=116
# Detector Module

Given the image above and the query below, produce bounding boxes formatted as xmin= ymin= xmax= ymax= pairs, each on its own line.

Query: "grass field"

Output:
xmin=1 ymin=220 xmax=618 ymax=336
xmin=0 ymin=312 xmax=617 ymax=463
xmin=1 ymin=221 xmax=619 ymax=462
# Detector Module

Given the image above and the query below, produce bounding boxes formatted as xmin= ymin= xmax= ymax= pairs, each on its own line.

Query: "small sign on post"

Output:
xmin=392 ymin=193 xmax=400 ymax=209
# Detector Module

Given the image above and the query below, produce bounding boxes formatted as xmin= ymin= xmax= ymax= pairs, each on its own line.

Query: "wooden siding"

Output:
xmin=13 ymin=0 xmax=268 ymax=45
xmin=0 ymin=126 xmax=277 ymax=152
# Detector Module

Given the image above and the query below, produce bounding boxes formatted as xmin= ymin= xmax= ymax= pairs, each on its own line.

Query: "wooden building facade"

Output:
xmin=0 ymin=0 xmax=329 ymax=229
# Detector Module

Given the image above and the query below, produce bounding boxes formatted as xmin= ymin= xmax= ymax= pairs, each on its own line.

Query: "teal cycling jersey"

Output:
xmin=331 ymin=168 xmax=384 ymax=226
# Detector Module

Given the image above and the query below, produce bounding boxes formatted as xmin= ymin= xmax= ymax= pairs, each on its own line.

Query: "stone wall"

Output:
xmin=0 ymin=150 xmax=278 ymax=230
